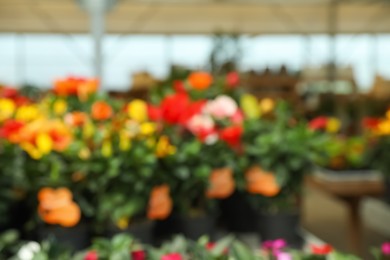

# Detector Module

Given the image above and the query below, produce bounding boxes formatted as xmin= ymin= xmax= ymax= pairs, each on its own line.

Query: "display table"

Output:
xmin=306 ymin=176 xmax=385 ymax=255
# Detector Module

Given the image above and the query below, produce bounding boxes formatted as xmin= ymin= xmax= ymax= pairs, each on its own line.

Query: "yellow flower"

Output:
xmin=36 ymin=133 xmax=53 ymax=155
xmin=78 ymin=147 xmax=91 ymax=160
xmin=326 ymin=117 xmax=341 ymax=133
xmin=82 ymin=121 xmax=95 ymax=139
xmin=15 ymin=105 xmax=41 ymax=122
xmin=119 ymin=131 xmax=131 ymax=151
xmin=155 ymin=136 xmax=176 ymax=158
xmin=116 ymin=217 xmax=129 ymax=230
xmin=101 ymin=140 xmax=113 ymax=158
xmin=0 ymin=98 xmax=16 ymax=121
xmin=259 ymin=98 xmax=275 ymax=114
xmin=21 ymin=142 xmax=42 ymax=160
xmin=240 ymin=94 xmax=260 ymax=119
xmin=140 ymin=122 xmax=156 ymax=136
xmin=378 ymin=120 xmax=390 ymax=135
xmin=53 ymin=99 xmax=68 ymax=116
xmin=128 ymin=99 xmax=148 ymax=122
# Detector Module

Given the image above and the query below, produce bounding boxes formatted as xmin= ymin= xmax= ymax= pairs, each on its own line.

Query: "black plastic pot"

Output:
xmin=153 ymin=214 xmax=182 ymax=245
xmin=178 ymin=214 xmax=215 ymax=241
xmin=107 ymin=220 xmax=154 ymax=244
xmin=219 ymin=191 xmax=257 ymax=232
xmin=37 ymin=222 xmax=90 ymax=251
xmin=257 ymin=211 xmax=303 ymax=248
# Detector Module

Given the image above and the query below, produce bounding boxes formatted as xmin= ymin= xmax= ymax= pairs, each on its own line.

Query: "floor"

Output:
xmin=302 ymin=185 xmax=388 ymax=259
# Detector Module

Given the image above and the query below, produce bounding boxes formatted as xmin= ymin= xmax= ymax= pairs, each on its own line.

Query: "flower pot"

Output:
xmin=178 ymin=214 xmax=215 ymax=240
xmin=257 ymin=211 xmax=303 ymax=248
xmin=37 ymin=222 xmax=90 ymax=251
xmin=219 ymin=191 xmax=257 ymax=232
xmin=107 ymin=220 xmax=154 ymax=244
xmin=153 ymin=214 xmax=182 ymax=245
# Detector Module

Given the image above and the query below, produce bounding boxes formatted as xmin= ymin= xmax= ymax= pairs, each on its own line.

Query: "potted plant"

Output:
xmin=241 ymin=101 xmax=323 ymax=246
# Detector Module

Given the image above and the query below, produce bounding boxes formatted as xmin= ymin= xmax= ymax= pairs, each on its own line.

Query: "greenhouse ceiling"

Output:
xmin=0 ymin=0 xmax=389 ymax=34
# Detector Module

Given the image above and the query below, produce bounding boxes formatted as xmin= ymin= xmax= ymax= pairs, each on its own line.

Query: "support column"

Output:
xmin=328 ymin=0 xmax=338 ymax=83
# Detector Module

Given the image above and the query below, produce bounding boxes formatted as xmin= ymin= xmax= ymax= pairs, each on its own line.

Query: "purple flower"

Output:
xmin=382 ymin=242 xmax=390 ymax=255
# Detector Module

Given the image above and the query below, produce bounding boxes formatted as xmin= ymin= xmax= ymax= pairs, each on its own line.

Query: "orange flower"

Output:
xmin=38 ymin=187 xmax=81 ymax=227
xmin=245 ymin=166 xmax=280 ymax=197
xmin=206 ymin=167 xmax=235 ymax=199
xmin=77 ymin=79 xmax=99 ymax=101
xmin=147 ymin=185 xmax=173 ymax=220
xmin=65 ymin=112 xmax=88 ymax=127
xmin=188 ymin=72 xmax=213 ymax=91
xmin=91 ymin=101 xmax=113 ymax=121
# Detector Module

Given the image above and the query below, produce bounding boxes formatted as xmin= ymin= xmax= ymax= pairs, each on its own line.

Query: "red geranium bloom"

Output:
xmin=0 ymin=120 xmax=25 ymax=141
xmin=147 ymin=105 xmax=162 ymax=121
xmin=219 ymin=125 xmax=243 ymax=147
xmin=84 ymin=250 xmax=98 ymax=260
xmin=161 ymin=253 xmax=183 ymax=260
xmin=0 ymin=87 xmax=18 ymax=98
xmin=180 ymin=100 xmax=207 ymax=125
xmin=131 ymin=250 xmax=146 ymax=260
xmin=311 ymin=244 xmax=333 ymax=255
xmin=362 ymin=117 xmax=380 ymax=130
xmin=161 ymin=93 xmax=190 ymax=124
xmin=226 ymin=72 xmax=240 ymax=88
xmin=309 ymin=117 xmax=328 ymax=130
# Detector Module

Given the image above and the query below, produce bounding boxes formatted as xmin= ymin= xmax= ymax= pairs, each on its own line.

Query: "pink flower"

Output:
xmin=275 ymin=252 xmax=292 ymax=260
xmin=226 ymin=72 xmax=240 ymax=88
xmin=231 ymin=110 xmax=244 ymax=125
xmin=84 ymin=251 xmax=98 ymax=260
xmin=131 ymin=250 xmax=146 ymax=260
xmin=204 ymin=95 xmax=238 ymax=119
xmin=382 ymin=242 xmax=390 ymax=255
xmin=262 ymin=239 xmax=287 ymax=251
xmin=187 ymin=114 xmax=215 ymax=134
xmin=161 ymin=253 xmax=182 ymax=260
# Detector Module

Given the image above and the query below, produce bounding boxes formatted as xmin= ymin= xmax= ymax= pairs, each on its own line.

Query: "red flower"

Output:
xmin=362 ymin=117 xmax=380 ymax=130
xmin=311 ymin=244 xmax=333 ymax=255
xmin=0 ymin=87 xmax=18 ymax=98
xmin=219 ymin=125 xmax=243 ymax=146
xmin=131 ymin=250 xmax=146 ymax=260
xmin=206 ymin=242 xmax=229 ymax=254
xmin=0 ymin=120 xmax=25 ymax=141
xmin=161 ymin=93 xmax=190 ymax=124
xmin=173 ymin=80 xmax=186 ymax=94
xmin=180 ymin=100 xmax=207 ymax=125
xmin=148 ymin=105 xmax=163 ymax=121
xmin=309 ymin=117 xmax=328 ymax=130
xmin=226 ymin=72 xmax=240 ymax=88
xmin=84 ymin=250 xmax=98 ymax=260
xmin=161 ymin=253 xmax=183 ymax=260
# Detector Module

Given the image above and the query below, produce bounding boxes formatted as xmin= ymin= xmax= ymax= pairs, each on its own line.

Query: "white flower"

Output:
xmin=203 ymin=95 xmax=238 ymax=119
xmin=17 ymin=241 xmax=41 ymax=260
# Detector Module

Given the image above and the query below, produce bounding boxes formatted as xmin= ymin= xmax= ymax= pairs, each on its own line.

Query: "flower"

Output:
xmin=147 ymin=105 xmax=162 ymax=121
xmin=226 ymin=71 xmax=240 ymax=88
xmin=362 ymin=117 xmax=380 ymax=131
xmin=132 ymin=250 xmax=146 ymax=260
xmin=17 ymin=241 xmax=41 ymax=260
xmin=204 ymin=95 xmax=238 ymax=119
xmin=259 ymin=98 xmax=275 ymax=114
xmin=161 ymin=93 xmax=189 ymax=124
xmin=188 ymin=71 xmax=212 ymax=91
xmin=53 ymin=99 xmax=68 ymax=116
xmin=219 ymin=125 xmax=243 ymax=147
xmin=187 ymin=114 xmax=215 ymax=136
xmin=147 ymin=185 xmax=173 ymax=220
xmin=91 ymin=101 xmax=113 ymax=121
xmin=309 ymin=117 xmax=328 ymax=131
xmin=84 ymin=250 xmax=98 ymax=260
xmin=382 ymin=242 xmax=390 ymax=255
xmin=0 ymin=119 xmax=25 ymax=142
xmin=54 ymin=77 xmax=98 ymax=99
xmin=65 ymin=112 xmax=88 ymax=127
xmin=206 ymin=168 xmax=235 ymax=199
xmin=37 ymin=187 xmax=81 ymax=227
xmin=326 ymin=117 xmax=341 ymax=133
xmin=311 ymin=244 xmax=333 ymax=255
xmin=240 ymin=94 xmax=260 ymax=119
xmin=101 ymin=140 xmax=113 ymax=158
xmin=128 ymin=99 xmax=148 ymax=122
xmin=155 ymin=136 xmax=176 ymax=158
xmin=262 ymin=239 xmax=287 ymax=251
xmin=173 ymin=80 xmax=186 ymax=94
xmin=161 ymin=253 xmax=183 ymax=260
xmin=245 ymin=166 xmax=281 ymax=197
xmin=275 ymin=252 xmax=292 ymax=260
xmin=15 ymin=105 xmax=41 ymax=122
xmin=0 ymin=98 xmax=16 ymax=121
xmin=206 ymin=242 xmax=229 ymax=254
